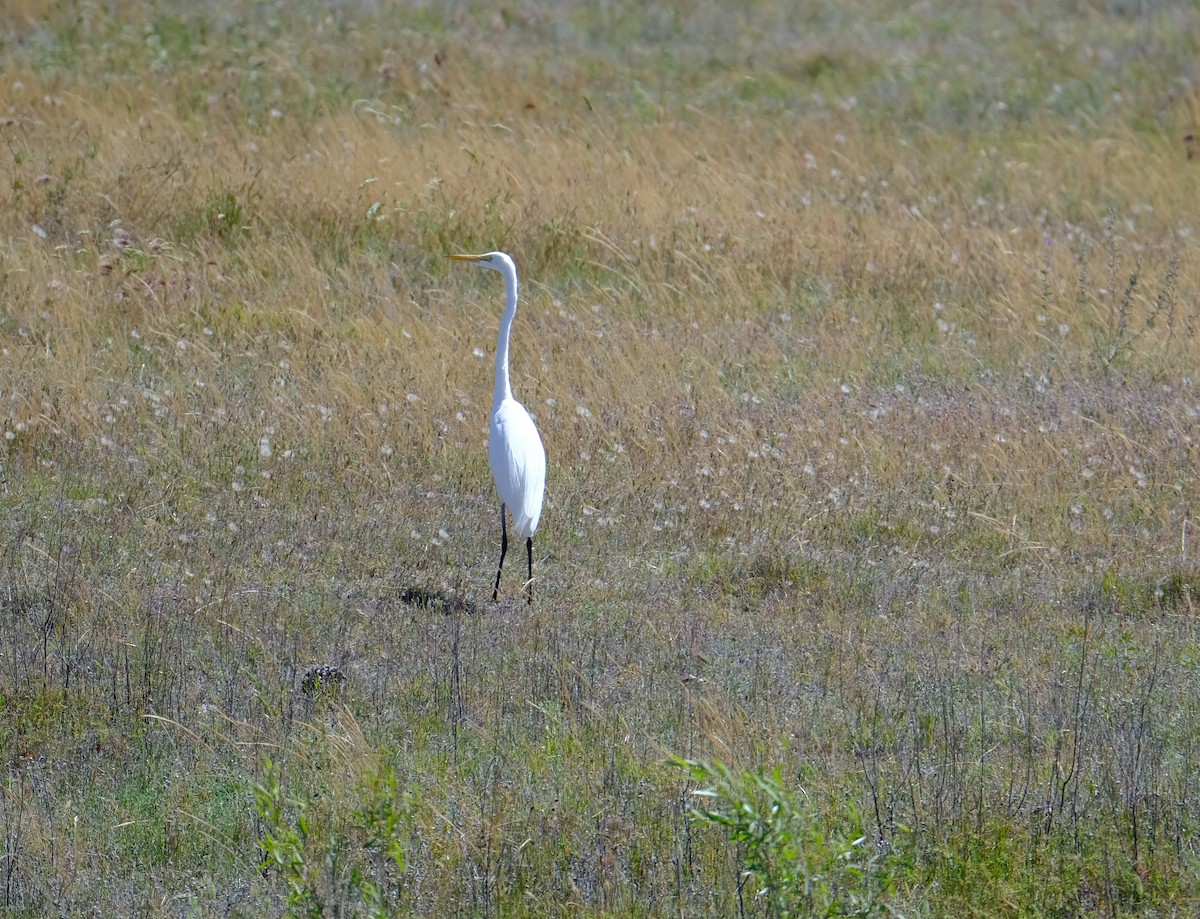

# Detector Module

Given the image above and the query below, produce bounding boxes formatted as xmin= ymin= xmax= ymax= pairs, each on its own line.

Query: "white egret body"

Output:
xmin=450 ymin=251 xmax=546 ymax=602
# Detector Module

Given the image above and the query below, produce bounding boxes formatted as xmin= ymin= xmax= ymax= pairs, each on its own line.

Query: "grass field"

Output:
xmin=3 ymin=0 xmax=1200 ymax=915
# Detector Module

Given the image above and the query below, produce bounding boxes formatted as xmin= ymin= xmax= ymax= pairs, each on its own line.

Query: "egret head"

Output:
xmin=449 ymin=251 xmax=516 ymax=277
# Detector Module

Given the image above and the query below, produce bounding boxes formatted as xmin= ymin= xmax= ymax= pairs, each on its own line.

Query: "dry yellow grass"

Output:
xmin=4 ymin=1 xmax=1200 ymax=915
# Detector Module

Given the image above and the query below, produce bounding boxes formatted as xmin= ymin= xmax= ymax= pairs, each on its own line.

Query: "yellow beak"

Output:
xmin=449 ymin=253 xmax=486 ymax=262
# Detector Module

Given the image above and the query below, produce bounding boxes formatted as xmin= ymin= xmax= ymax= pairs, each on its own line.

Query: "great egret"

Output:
xmin=449 ymin=251 xmax=547 ymax=603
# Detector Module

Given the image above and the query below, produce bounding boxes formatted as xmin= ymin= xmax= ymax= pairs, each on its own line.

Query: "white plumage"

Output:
xmin=489 ymin=400 xmax=545 ymax=538
xmin=450 ymin=251 xmax=547 ymax=602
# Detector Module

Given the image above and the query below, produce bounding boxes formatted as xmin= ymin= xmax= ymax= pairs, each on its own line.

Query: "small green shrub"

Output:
xmin=673 ymin=756 xmax=900 ymax=918
xmin=255 ymin=758 xmax=413 ymax=919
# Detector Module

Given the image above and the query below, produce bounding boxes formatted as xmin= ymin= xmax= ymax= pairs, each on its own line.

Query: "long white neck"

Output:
xmin=493 ymin=268 xmax=518 ymax=410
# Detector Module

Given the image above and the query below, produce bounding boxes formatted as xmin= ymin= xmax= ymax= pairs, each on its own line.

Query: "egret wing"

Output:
xmin=489 ymin=399 xmax=546 ymax=537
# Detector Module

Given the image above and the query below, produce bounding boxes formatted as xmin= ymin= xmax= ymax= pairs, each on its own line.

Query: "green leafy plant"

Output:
xmin=254 ymin=758 xmax=413 ymax=918
xmin=255 ymin=760 xmax=323 ymax=918
xmin=673 ymin=756 xmax=898 ymax=918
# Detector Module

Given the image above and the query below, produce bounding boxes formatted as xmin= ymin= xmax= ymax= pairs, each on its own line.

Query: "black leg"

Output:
xmin=493 ymin=504 xmax=507 ymax=601
xmin=525 ymin=537 xmax=534 ymax=604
